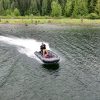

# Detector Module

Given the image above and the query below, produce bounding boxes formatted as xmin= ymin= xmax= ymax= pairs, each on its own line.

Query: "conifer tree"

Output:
xmin=88 ymin=0 xmax=97 ymax=13
xmin=65 ymin=0 xmax=72 ymax=17
xmin=73 ymin=0 xmax=88 ymax=17
xmin=0 ymin=0 xmax=4 ymax=15
xmin=0 ymin=0 xmax=99 ymax=18
xmin=16 ymin=0 xmax=31 ymax=15
xmin=29 ymin=0 xmax=39 ymax=15
xmin=51 ymin=1 xmax=62 ymax=17
xmin=95 ymin=0 xmax=100 ymax=16
xmin=58 ymin=0 xmax=66 ymax=15
xmin=42 ymin=0 xmax=48 ymax=15
xmin=47 ymin=0 xmax=52 ymax=15
xmin=72 ymin=0 xmax=79 ymax=17
xmin=2 ymin=0 xmax=10 ymax=10
xmin=36 ymin=0 xmax=42 ymax=15
xmin=14 ymin=8 xmax=20 ymax=16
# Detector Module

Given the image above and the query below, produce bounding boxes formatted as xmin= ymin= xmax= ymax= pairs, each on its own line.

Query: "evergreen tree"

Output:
xmin=95 ymin=0 xmax=100 ymax=16
xmin=73 ymin=0 xmax=88 ymax=17
xmin=51 ymin=1 xmax=62 ymax=17
xmin=58 ymin=0 xmax=66 ymax=15
xmin=79 ymin=0 xmax=88 ymax=16
xmin=11 ymin=1 xmax=18 ymax=10
xmin=16 ymin=0 xmax=31 ymax=15
xmin=0 ymin=0 xmax=99 ymax=18
xmin=29 ymin=0 xmax=39 ymax=15
xmin=47 ymin=0 xmax=52 ymax=15
xmin=64 ymin=0 xmax=73 ymax=17
xmin=88 ymin=0 xmax=97 ymax=13
xmin=13 ymin=8 xmax=20 ymax=16
xmin=42 ymin=0 xmax=48 ymax=15
xmin=6 ymin=9 xmax=11 ymax=15
xmin=36 ymin=0 xmax=43 ymax=15
xmin=72 ymin=0 xmax=79 ymax=17
xmin=0 ymin=0 xmax=4 ymax=15
xmin=2 ymin=0 xmax=10 ymax=10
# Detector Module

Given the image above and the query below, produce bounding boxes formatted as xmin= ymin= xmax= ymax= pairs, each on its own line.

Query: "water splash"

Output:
xmin=0 ymin=36 xmax=50 ymax=59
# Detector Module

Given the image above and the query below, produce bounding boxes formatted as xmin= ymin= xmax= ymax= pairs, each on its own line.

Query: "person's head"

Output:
xmin=42 ymin=42 xmax=44 ymax=45
xmin=42 ymin=42 xmax=46 ymax=46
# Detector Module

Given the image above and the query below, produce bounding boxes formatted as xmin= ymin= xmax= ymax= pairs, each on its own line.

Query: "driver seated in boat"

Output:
xmin=40 ymin=43 xmax=48 ymax=57
xmin=40 ymin=43 xmax=46 ymax=54
xmin=43 ymin=49 xmax=48 ymax=58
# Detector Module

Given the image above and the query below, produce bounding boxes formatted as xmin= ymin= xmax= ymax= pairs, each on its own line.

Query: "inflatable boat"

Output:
xmin=34 ymin=50 xmax=60 ymax=63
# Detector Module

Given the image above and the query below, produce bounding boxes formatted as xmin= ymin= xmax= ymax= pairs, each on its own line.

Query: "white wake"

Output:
xmin=0 ymin=36 xmax=50 ymax=59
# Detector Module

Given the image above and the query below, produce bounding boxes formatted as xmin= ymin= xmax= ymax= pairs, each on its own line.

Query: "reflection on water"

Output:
xmin=42 ymin=63 xmax=59 ymax=71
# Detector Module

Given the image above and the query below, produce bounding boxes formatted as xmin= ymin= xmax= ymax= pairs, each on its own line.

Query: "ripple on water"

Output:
xmin=0 ymin=24 xmax=100 ymax=100
xmin=0 ymin=46 xmax=19 ymax=87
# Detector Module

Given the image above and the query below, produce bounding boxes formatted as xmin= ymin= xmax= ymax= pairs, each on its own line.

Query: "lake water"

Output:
xmin=0 ymin=24 xmax=100 ymax=100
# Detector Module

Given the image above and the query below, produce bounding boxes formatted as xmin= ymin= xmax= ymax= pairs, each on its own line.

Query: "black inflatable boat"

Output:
xmin=34 ymin=50 xmax=60 ymax=63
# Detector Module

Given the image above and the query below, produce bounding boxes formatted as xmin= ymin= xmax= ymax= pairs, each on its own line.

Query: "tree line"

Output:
xmin=0 ymin=0 xmax=100 ymax=18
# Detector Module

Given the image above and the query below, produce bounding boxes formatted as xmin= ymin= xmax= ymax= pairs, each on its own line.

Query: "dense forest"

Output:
xmin=0 ymin=0 xmax=100 ymax=18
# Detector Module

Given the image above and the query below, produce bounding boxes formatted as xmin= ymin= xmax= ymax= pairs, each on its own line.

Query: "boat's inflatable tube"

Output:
xmin=34 ymin=50 xmax=60 ymax=63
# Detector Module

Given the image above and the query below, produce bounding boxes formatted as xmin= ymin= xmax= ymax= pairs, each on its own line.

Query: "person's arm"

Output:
xmin=43 ymin=49 xmax=45 ymax=57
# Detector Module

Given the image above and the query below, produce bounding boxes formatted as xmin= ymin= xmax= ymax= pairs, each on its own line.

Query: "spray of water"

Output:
xmin=0 ymin=36 xmax=50 ymax=59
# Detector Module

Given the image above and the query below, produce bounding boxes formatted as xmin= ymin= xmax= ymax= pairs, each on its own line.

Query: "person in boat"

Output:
xmin=40 ymin=43 xmax=46 ymax=54
xmin=43 ymin=48 xmax=48 ymax=58
xmin=40 ymin=43 xmax=48 ymax=57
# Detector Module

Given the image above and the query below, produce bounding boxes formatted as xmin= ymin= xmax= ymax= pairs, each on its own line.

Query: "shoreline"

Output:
xmin=0 ymin=18 xmax=100 ymax=26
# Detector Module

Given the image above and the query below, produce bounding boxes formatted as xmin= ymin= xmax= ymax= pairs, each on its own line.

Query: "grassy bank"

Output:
xmin=0 ymin=16 xmax=100 ymax=25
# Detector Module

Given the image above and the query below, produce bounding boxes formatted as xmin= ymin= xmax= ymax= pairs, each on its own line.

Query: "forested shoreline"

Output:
xmin=0 ymin=0 xmax=100 ymax=19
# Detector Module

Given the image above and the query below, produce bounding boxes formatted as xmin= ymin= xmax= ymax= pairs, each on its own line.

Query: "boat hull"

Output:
xmin=34 ymin=50 xmax=60 ymax=63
